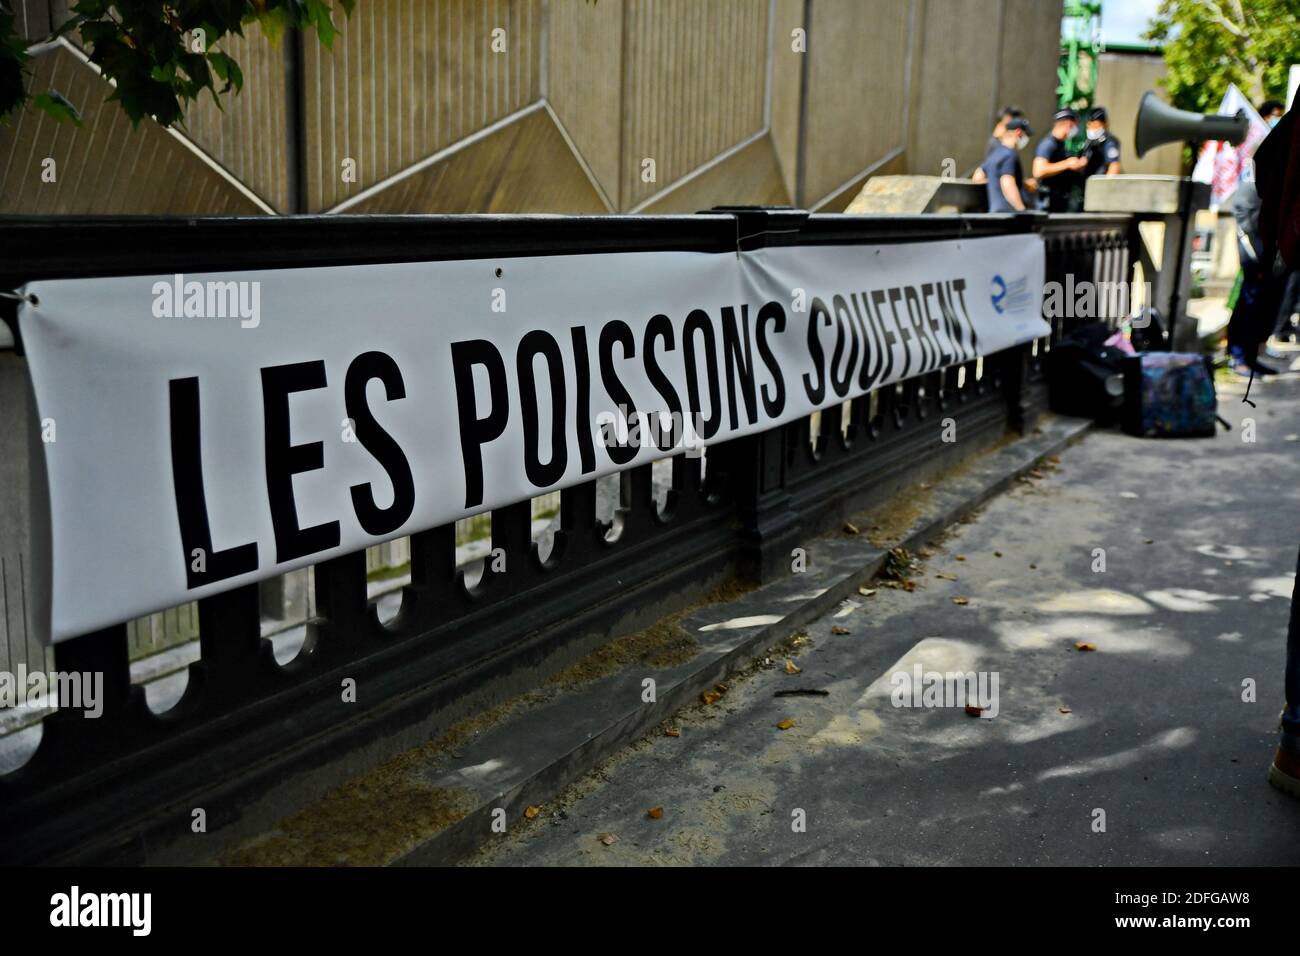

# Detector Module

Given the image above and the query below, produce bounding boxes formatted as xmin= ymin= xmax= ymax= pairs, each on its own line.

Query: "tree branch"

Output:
xmin=1195 ymin=0 xmax=1247 ymax=37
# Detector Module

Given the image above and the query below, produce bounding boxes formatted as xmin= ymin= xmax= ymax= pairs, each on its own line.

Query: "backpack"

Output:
xmin=1120 ymin=352 xmax=1218 ymax=438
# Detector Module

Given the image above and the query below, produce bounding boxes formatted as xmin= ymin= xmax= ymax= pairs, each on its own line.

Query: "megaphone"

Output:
xmin=1135 ymin=90 xmax=1249 ymax=157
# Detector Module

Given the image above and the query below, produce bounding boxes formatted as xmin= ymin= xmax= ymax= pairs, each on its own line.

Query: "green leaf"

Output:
xmin=305 ymin=0 xmax=340 ymax=49
xmin=31 ymin=90 xmax=83 ymax=125
xmin=1 ymin=0 xmax=356 ymax=125
xmin=253 ymin=7 xmax=290 ymax=46
xmin=207 ymin=50 xmax=243 ymax=94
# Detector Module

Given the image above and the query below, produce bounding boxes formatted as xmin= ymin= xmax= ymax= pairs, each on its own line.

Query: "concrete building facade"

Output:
xmin=3 ymin=0 xmax=1065 ymax=216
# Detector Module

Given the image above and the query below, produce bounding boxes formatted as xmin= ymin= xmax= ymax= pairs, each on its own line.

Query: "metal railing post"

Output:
xmin=703 ymin=206 xmax=811 ymax=584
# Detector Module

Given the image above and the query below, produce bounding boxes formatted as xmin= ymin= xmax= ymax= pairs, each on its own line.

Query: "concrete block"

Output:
xmin=845 ymin=176 xmax=987 ymax=214
xmin=1084 ymin=174 xmax=1196 ymax=214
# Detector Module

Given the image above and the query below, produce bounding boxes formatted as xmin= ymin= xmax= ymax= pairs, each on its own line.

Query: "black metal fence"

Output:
xmin=0 ymin=208 xmax=1137 ymax=864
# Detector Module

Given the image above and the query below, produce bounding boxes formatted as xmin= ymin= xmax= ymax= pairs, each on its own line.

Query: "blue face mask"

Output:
xmin=1269 ymin=116 xmax=1281 ymax=128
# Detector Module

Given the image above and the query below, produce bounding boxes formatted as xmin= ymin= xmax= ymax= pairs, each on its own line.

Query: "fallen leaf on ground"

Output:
xmin=664 ymin=727 xmax=681 ymax=737
xmin=701 ymin=690 xmax=722 ymax=705
xmin=776 ymin=718 xmax=796 ymax=730
xmin=831 ymin=625 xmax=850 ymax=635
xmin=715 ymin=682 xmax=729 ymax=692
xmin=598 ymin=833 xmax=619 ymax=846
xmin=792 ymin=634 xmax=812 ymax=647
xmin=646 ymin=807 xmax=664 ymax=820
xmin=955 ymin=555 xmax=967 ymax=561
xmin=964 ymin=705 xmax=984 ymax=717
xmin=952 ymin=596 xmax=970 ymax=606
xmin=902 ymin=580 xmax=917 ymax=592
xmin=935 ymin=572 xmax=958 ymax=580
xmin=993 ymin=551 xmax=1003 ymax=558
xmin=880 ymin=547 xmax=913 ymax=581
xmin=1074 ymin=642 xmax=1096 ymax=652
xmin=785 ymin=659 xmax=802 ymax=674
xmin=524 ymin=806 xmax=541 ymax=819
xmin=1058 ymin=706 xmax=1072 ymax=714
xmin=844 ymin=521 xmax=860 ymax=535
xmin=1029 ymin=563 xmax=1037 ymax=570
xmin=858 ymin=586 xmax=877 ymax=597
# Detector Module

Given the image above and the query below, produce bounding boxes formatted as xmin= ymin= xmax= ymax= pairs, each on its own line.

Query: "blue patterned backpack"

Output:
xmin=1120 ymin=353 xmax=1219 ymax=438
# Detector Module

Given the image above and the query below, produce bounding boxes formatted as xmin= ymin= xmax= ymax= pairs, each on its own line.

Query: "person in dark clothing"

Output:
xmin=985 ymin=105 xmax=1025 ymax=160
xmin=980 ymin=118 xmax=1031 ymax=212
xmin=1273 ymin=270 xmax=1299 ymax=342
xmin=1257 ymin=100 xmax=1297 ymax=349
xmin=1033 ymin=110 xmax=1088 ymax=212
xmin=1254 ymin=105 xmax=1300 ymax=797
xmin=971 ymin=105 xmax=1025 ymax=184
xmin=1225 ymin=174 xmax=1283 ymax=375
xmin=1257 ymin=103 xmax=1299 ymax=344
xmin=1082 ymin=106 xmax=1122 ymax=178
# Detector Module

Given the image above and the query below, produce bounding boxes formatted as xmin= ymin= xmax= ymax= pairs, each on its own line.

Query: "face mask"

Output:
xmin=1087 ymin=128 xmax=1104 ymax=141
xmin=1016 ymin=134 xmax=1030 ymax=150
xmin=1269 ymin=116 xmax=1281 ymax=128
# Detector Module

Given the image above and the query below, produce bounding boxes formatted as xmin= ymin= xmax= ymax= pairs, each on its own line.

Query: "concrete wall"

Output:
xmin=1094 ymin=50 xmax=1185 ymax=177
xmin=2 ymin=0 xmax=1065 ymax=215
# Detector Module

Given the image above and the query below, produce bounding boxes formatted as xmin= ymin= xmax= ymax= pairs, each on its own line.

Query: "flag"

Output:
xmin=1192 ymin=84 xmax=1270 ymax=208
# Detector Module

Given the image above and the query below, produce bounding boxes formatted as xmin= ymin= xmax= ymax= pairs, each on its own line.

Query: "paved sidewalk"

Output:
xmin=472 ymin=371 xmax=1300 ymax=866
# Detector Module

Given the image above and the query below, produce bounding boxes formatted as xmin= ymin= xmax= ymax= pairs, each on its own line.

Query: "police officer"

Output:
xmin=985 ymin=106 xmax=1025 ymax=161
xmin=979 ymin=118 xmax=1032 ymax=211
xmin=1033 ymin=109 xmax=1088 ymax=212
xmin=1082 ymin=106 xmax=1122 ymax=178
xmin=972 ymin=106 xmax=1025 ymax=184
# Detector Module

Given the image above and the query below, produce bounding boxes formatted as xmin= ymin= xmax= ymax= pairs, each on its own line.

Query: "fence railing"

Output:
xmin=0 ymin=208 xmax=1138 ymax=863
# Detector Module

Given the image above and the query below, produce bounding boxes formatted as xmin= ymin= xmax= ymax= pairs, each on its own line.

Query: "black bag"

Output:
xmin=1129 ymin=307 xmax=1166 ymax=352
xmin=1045 ymin=321 xmax=1127 ymax=423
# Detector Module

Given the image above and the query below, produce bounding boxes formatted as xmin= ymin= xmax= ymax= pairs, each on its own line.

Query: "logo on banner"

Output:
xmin=990 ymin=274 xmax=1031 ymax=315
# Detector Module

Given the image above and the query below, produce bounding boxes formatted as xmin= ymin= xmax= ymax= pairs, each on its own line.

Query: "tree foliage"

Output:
xmin=0 ymin=0 xmax=353 ymax=127
xmin=1145 ymin=0 xmax=1300 ymax=113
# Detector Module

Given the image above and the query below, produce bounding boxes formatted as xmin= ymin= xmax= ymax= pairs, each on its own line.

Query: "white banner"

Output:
xmin=18 ymin=234 xmax=1046 ymax=643
xmin=1192 ymin=83 xmax=1270 ymax=209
